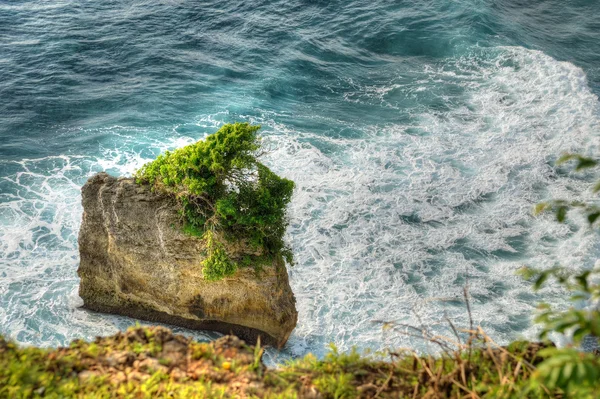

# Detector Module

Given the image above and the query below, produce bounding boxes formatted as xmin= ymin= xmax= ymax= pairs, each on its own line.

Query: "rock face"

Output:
xmin=77 ymin=172 xmax=297 ymax=348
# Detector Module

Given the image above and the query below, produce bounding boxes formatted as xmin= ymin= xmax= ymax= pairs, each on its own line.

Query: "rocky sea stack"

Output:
xmin=78 ymin=172 xmax=297 ymax=347
xmin=77 ymin=123 xmax=299 ymax=348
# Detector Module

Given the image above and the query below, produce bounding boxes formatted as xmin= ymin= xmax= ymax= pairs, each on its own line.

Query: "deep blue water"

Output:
xmin=1 ymin=0 xmax=600 ymax=360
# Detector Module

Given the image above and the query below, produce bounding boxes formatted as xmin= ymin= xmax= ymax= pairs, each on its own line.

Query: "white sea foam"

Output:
xmin=0 ymin=46 xmax=599 ymax=359
xmin=262 ymin=46 xmax=600 ymax=358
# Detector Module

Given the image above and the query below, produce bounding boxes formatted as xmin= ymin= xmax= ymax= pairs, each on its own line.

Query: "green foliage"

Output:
xmin=533 ymin=348 xmax=600 ymax=395
xmin=136 ymin=123 xmax=261 ymax=198
xmin=525 ymin=152 xmax=600 ymax=397
xmin=202 ymin=231 xmax=238 ymax=281
xmin=135 ymin=123 xmax=295 ymax=281
xmin=535 ymin=153 xmax=600 ymax=225
xmin=313 ymin=373 xmax=356 ymax=399
xmin=517 ymin=266 xmax=600 ymax=396
xmin=522 ymin=267 xmax=600 ymax=343
xmin=530 ymin=151 xmax=600 ymax=344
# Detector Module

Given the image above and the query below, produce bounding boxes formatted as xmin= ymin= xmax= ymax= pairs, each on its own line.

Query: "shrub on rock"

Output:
xmin=135 ymin=123 xmax=295 ymax=280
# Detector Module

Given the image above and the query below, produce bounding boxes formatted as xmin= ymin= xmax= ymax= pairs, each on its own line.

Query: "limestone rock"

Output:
xmin=77 ymin=172 xmax=297 ymax=347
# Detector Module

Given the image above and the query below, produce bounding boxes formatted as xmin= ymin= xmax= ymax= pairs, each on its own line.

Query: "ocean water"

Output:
xmin=1 ymin=0 xmax=600 ymax=361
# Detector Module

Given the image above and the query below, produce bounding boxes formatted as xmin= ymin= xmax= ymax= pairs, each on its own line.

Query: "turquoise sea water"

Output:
xmin=1 ymin=0 xmax=600 ymax=360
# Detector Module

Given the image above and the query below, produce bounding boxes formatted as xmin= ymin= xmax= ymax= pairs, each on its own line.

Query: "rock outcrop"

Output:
xmin=77 ymin=172 xmax=297 ymax=348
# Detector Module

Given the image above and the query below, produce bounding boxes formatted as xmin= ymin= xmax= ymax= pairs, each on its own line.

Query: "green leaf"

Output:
xmin=584 ymin=362 xmax=598 ymax=383
xmin=575 ymin=157 xmax=597 ymax=171
xmin=576 ymin=362 xmax=587 ymax=382
xmin=588 ymin=212 xmax=600 ymax=225
xmin=561 ymin=362 xmax=574 ymax=386
xmin=548 ymin=366 xmax=561 ymax=389
xmin=534 ymin=271 xmax=551 ymax=290
xmin=556 ymin=206 xmax=567 ymax=223
xmin=575 ymin=271 xmax=591 ymax=292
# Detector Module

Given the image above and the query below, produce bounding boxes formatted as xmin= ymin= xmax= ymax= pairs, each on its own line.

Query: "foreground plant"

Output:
xmin=518 ymin=152 xmax=600 ymax=397
xmin=135 ymin=123 xmax=295 ymax=281
xmin=0 ymin=325 xmax=554 ymax=399
xmin=513 ymin=265 xmax=600 ymax=397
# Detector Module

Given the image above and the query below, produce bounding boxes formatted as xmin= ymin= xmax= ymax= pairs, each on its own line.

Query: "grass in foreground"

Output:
xmin=2 ymin=325 xmax=589 ymax=399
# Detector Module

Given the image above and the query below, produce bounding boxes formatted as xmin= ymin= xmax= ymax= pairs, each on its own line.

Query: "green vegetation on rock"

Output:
xmin=135 ymin=123 xmax=295 ymax=280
